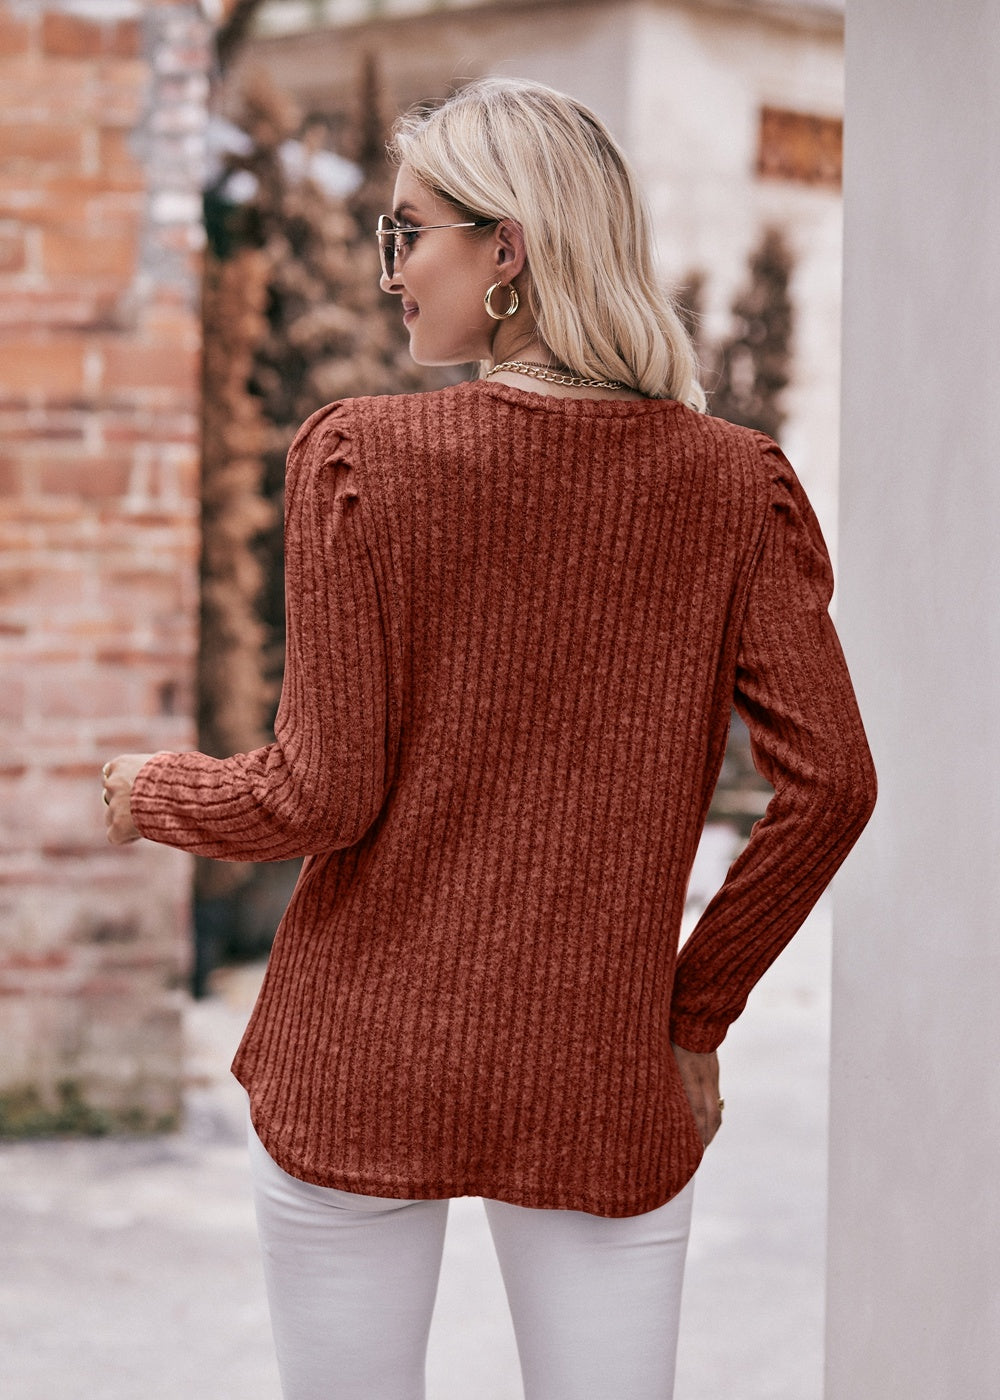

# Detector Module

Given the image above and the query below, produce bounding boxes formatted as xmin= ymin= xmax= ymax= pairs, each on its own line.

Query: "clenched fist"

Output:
xmin=101 ymin=753 xmax=157 ymax=846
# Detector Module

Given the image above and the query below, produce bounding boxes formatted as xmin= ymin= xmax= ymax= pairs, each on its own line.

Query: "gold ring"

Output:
xmin=103 ymin=791 xmax=110 ymax=806
xmin=717 ymin=1098 xmax=725 ymax=1112
xmin=102 ymin=762 xmax=112 ymax=779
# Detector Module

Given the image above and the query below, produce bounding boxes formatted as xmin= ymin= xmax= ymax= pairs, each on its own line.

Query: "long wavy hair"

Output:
xmin=389 ymin=78 xmax=705 ymax=409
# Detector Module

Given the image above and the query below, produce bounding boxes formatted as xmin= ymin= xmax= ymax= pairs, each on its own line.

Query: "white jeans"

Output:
xmin=248 ymin=1111 xmax=694 ymax=1400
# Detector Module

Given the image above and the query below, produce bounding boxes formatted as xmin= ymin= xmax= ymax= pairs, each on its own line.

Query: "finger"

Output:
xmin=104 ymin=789 xmax=139 ymax=844
xmin=701 ymin=1103 xmax=721 ymax=1146
xmin=703 ymin=1101 xmax=723 ymax=1146
xmin=101 ymin=760 xmax=115 ymax=815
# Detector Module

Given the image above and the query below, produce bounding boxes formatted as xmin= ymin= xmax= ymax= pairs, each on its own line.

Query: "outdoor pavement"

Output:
xmin=0 ymin=832 xmax=832 ymax=1400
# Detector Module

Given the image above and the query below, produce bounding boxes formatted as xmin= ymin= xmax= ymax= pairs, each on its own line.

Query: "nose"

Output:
xmin=380 ymin=268 xmax=403 ymax=295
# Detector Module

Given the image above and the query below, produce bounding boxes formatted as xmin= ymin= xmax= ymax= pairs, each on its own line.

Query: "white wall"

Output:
xmin=628 ymin=2 xmax=844 ymax=542
xmin=828 ymin=1 xmax=1000 ymax=1394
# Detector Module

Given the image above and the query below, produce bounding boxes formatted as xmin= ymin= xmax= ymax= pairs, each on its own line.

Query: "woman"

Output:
xmin=104 ymin=79 xmax=876 ymax=1400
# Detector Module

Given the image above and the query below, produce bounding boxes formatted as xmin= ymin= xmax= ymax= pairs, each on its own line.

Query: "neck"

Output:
xmin=489 ymin=326 xmax=554 ymax=368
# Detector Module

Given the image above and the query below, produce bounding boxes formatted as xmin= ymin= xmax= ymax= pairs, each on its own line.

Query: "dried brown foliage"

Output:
xmin=704 ymin=226 xmax=793 ymax=441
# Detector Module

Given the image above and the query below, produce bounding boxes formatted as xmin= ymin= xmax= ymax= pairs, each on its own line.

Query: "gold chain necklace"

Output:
xmin=486 ymin=360 xmax=632 ymax=392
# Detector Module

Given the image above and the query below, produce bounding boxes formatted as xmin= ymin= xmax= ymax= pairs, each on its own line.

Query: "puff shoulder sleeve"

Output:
xmin=669 ymin=436 xmax=877 ymax=1052
xmin=130 ymin=401 xmax=394 ymax=860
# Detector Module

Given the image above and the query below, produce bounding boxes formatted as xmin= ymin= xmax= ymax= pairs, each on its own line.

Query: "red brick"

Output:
xmin=0 ymin=502 xmax=82 ymax=535
xmin=0 ymin=0 xmax=203 ymax=1127
xmin=41 ymin=227 xmax=138 ymax=280
xmin=21 ymin=188 xmax=93 ymax=229
xmin=0 ymin=122 xmax=84 ymax=170
xmin=48 ymin=762 xmax=108 ymax=781
xmin=141 ymin=305 xmax=200 ymax=349
xmin=55 ymin=617 xmax=117 ymax=642
xmin=42 ymin=12 xmax=104 ymax=59
xmin=27 ymin=668 xmax=143 ymax=722
xmin=94 ymin=59 xmax=149 ymax=126
xmin=0 ymin=290 xmax=121 ymax=333
xmin=0 ymin=670 xmax=24 ymax=722
xmin=0 ymin=453 xmax=23 ymax=494
xmin=109 ymin=21 xmax=142 ymax=60
xmin=0 ymin=175 xmax=146 ymax=219
xmin=1 ymin=561 xmax=91 ymax=613
xmin=99 ymin=567 xmax=189 ymax=616
xmin=0 ymin=10 xmax=31 ymax=57
xmin=0 ymin=56 xmax=93 ymax=122
xmin=41 ymin=19 xmax=146 ymax=64
xmin=0 ymin=228 xmax=26 ymax=272
xmin=0 ymin=950 xmax=71 ymax=973
xmin=0 ymin=340 xmax=87 ymax=398
xmin=38 ymin=457 xmax=133 ymax=501
xmin=100 ymin=342 xmax=200 ymax=395
xmin=98 ymin=127 xmax=144 ymax=181
xmin=0 ymin=562 xmax=33 ymax=596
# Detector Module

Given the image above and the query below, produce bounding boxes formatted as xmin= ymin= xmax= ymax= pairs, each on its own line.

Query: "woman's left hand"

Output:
xmin=102 ymin=753 xmax=155 ymax=846
xmin=671 ymin=1042 xmax=724 ymax=1147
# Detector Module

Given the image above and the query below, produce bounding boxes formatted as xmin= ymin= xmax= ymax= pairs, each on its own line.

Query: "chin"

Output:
xmin=409 ymin=341 xmax=479 ymax=370
xmin=406 ymin=321 xmax=487 ymax=369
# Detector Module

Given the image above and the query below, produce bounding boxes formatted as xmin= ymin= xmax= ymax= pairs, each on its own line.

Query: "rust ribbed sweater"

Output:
xmin=131 ymin=380 xmax=876 ymax=1217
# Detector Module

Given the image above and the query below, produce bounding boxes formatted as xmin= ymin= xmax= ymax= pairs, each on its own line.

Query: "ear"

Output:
xmin=492 ymin=219 xmax=528 ymax=279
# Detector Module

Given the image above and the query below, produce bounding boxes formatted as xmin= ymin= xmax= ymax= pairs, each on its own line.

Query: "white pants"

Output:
xmin=248 ymin=1112 xmax=694 ymax=1400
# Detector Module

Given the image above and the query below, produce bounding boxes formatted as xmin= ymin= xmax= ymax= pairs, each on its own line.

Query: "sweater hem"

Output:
xmin=242 ymin=1084 xmax=697 ymax=1220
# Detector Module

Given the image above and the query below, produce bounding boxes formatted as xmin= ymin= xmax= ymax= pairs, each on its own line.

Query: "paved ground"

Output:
xmin=0 ymin=857 xmax=831 ymax=1400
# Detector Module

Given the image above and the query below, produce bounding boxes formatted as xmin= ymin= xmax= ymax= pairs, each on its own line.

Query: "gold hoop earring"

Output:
xmin=484 ymin=281 xmax=519 ymax=320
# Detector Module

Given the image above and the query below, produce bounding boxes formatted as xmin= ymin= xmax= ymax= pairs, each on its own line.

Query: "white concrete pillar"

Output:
xmin=827 ymin=2 xmax=1000 ymax=1395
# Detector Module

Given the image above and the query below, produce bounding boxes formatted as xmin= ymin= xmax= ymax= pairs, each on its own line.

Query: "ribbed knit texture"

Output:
xmin=131 ymin=379 xmax=876 ymax=1217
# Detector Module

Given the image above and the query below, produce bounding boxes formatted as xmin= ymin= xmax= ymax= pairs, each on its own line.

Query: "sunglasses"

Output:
xmin=375 ymin=213 xmax=495 ymax=280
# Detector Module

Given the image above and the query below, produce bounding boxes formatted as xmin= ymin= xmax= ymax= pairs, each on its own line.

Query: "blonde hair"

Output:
xmin=389 ymin=78 xmax=705 ymax=409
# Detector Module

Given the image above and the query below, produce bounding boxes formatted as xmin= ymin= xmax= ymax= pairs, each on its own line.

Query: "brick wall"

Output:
xmin=0 ymin=1 xmax=211 ymax=1132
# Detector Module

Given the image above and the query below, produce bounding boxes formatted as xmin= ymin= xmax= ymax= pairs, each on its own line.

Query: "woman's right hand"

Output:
xmin=102 ymin=753 xmax=155 ymax=846
xmin=671 ymin=1042 xmax=723 ymax=1146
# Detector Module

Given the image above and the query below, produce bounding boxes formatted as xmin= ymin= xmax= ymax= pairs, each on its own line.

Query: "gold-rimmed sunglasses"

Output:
xmin=375 ymin=214 xmax=495 ymax=279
